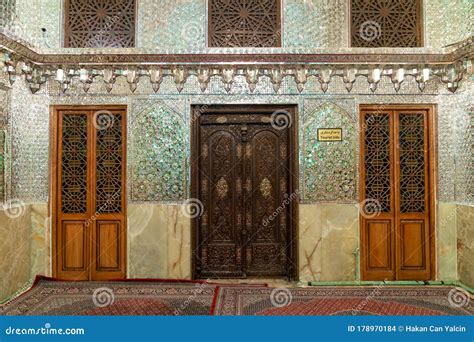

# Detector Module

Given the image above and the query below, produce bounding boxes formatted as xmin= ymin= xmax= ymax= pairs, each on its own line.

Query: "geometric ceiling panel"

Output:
xmin=64 ymin=0 xmax=135 ymax=48
xmin=351 ymin=0 xmax=423 ymax=47
xmin=209 ymin=0 xmax=281 ymax=47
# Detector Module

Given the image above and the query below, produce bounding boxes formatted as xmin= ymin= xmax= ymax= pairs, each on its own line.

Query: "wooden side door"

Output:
xmin=53 ymin=106 xmax=127 ymax=281
xmin=360 ymin=110 xmax=396 ymax=280
xmin=394 ymin=110 xmax=431 ymax=280
xmin=90 ymin=110 xmax=127 ymax=280
xmin=360 ymin=105 xmax=434 ymax=281
xmin=56 ymin=111 xmax=91 ymax=280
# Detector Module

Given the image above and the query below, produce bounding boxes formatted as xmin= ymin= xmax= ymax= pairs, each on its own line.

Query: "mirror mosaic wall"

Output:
xmin=2 ymin=74 xmax=472 ymax=205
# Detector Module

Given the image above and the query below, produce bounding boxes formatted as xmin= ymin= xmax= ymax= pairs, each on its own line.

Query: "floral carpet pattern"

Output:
xmin=1 ymin=277 xmax=472 ymax=316
xmin=212 ymin=286 xmax=474 ymax=316
xmin=0 ymin=277 xmax=216 ymax=316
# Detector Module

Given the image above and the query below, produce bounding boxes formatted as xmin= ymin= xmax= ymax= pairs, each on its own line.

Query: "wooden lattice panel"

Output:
xmin=95 ymin=112 xmax=123 ymax=213
xmin=64 ymin=0 xmax=136 ymax=48
xmin=351 ymin=0 xmax=422 ymax=47
xmin=209 ymin=0 xmax=281 ymax=47
xmin=398 ymin=113 xmax=426 ymax=213
xmin=61 ymin=114 xmax=88 ymax=214
xmin=364 ymin=113 xmax=392 ymax=212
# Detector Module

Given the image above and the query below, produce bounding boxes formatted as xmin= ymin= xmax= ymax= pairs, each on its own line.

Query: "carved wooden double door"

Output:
xmin=52 ymin=106 xmax=127 ymax=281
xmin=360 ymin=105 xmax=435 ymax=281
xmin=192 ymin=105 xmax=297 ymax=279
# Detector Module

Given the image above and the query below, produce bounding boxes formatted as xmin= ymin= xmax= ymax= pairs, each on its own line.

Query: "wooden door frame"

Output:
xmin=190 ymin=104 xmax=299 ymax=280
xmin=50 ymin=105 xmax=128 ymax=279
xmin=359 ymin=104 xmax=437 ymax=281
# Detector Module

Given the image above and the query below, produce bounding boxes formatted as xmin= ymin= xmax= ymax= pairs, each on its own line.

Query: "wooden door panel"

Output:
xmin=399 ymin=220 xmax=426 ymax=268
xmin=395 ymin=111 xmax=431 ymax=280
xmin=56 ymin=111 xmax=90 ymax=281
xmin=246 ymin=128 xmax=288 ymax=277
xmin=360 ymin=111 xmax=396 ymax=280
xmin=96 ymin=221 xmax=120 ymax=270
xmin=366 ymin=220 xmax=393 ymax=269
xmin=91 ymin=110 xmax=126 ymax=280
xmin=197 ymin=125 xmax=243 ymax=278
xmin=58 ymin=221 xmax=88 ymax=280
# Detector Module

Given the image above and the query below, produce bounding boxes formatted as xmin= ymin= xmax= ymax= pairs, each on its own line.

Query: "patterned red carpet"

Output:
xmin=0 ymin=277 xmax=216 ymax=316
xmin=212 ymin=286 xmax=474 ymax=316
xmin=1 ymin=277 xmax=472 ymax=316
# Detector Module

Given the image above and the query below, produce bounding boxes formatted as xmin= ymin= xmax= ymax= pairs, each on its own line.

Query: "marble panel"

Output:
xmin=437 ymin=202 xmax=458 ymax=281
xmin=128 ymin=204 xmax=169 ymax=279
xmin=457 ymin=204 xmax=474 ymax=288
xmin=128 ymin=203 xmax=192 ymax=279
xmin=166 ymin=205 xmax=191 ymax=279
xmin=298 ymin=204 xmax=322 ymax=281
xmin=298 ymin=204 xmax=359 ymax=282
xmin=0 ymin=204 xmax=31 ymax=301
xmin=30 ymin=203 xmax=49 ymax=279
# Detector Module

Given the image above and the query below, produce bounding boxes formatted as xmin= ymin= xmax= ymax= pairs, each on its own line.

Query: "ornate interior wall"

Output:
xmin=0 ymin=71 xmax=470 ymax=294
xmin=0 ymin=0 xmax=472 ymax=301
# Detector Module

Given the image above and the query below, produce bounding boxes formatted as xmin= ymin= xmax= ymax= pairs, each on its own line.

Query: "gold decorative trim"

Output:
xmin=216 ymin=177 xmax=229 ymax=198
xmin=260 ymin=177 xmax=272 ymax=198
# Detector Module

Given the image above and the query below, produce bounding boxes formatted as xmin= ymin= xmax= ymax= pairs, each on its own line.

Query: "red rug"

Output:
xmin=0 ymin=277 xmax=216 ymax=316
xmin=212 ymin=286 xmax=474 ymax=316
xmin=2 ymin=278 xmax=472 ymax=316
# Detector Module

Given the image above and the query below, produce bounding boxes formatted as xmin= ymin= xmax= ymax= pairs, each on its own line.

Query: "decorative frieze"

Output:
xmin=0 ymin=34 xmax=472 ymax=94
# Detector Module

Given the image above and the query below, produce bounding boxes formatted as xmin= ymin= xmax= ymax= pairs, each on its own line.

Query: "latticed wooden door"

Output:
xmin=360 ymin=105 xmax=434 ymax=281
xmin=53 ymin=106 xmax=126 ymax=280
xmin=192 ymin=105 xmax=297 ymax=279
